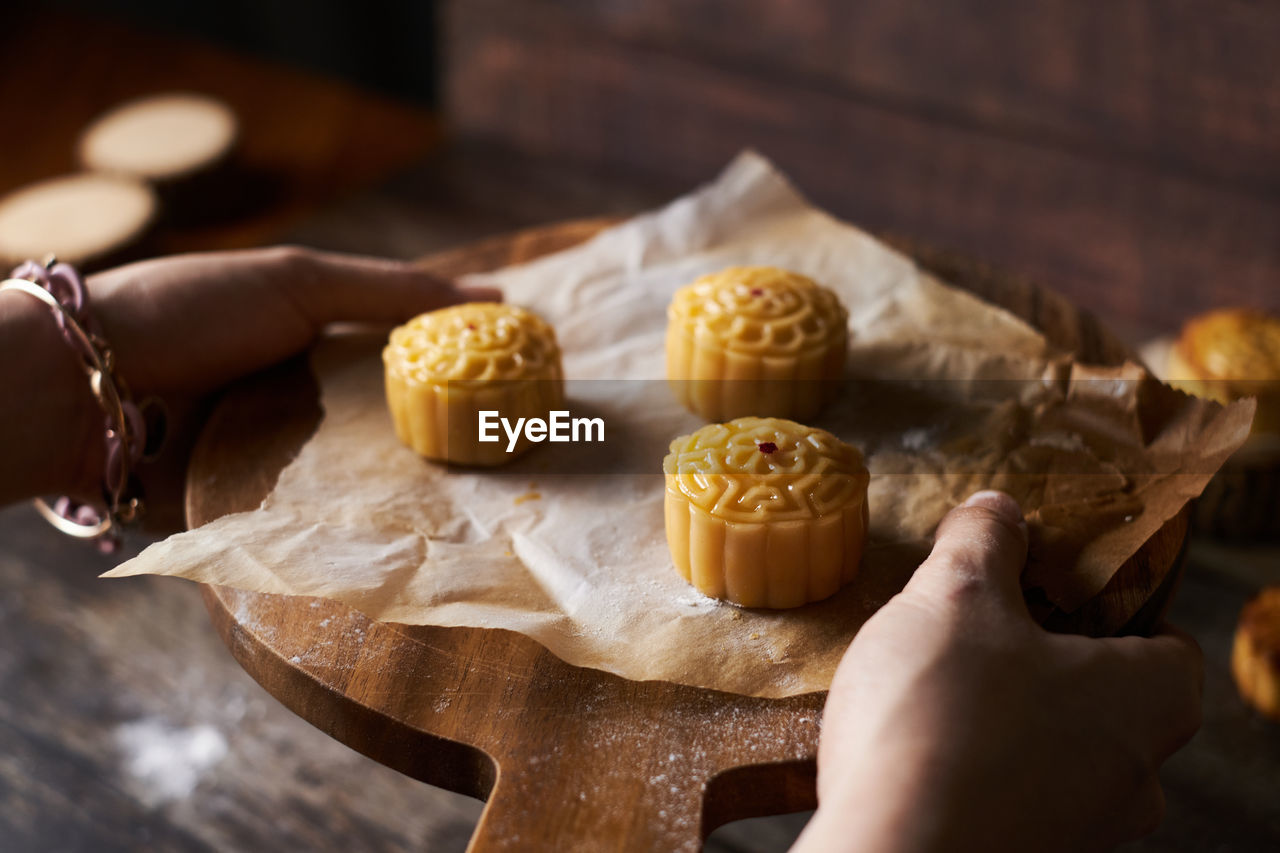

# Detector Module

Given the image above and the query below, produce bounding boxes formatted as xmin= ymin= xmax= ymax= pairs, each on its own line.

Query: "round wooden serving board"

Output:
xmin=191 ymin=219 xmax=1189 ymax=852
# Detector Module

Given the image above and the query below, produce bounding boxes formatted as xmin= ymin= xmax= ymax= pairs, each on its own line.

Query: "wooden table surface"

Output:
xmin=2 ymin=10 xmax=1280 ymax=853
xmin=0 ymin=10 xmax=438 ymax=259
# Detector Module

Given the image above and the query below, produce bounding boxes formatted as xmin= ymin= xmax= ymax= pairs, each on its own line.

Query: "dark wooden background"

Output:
xmin=443 ymin=0 xmax=1280 ymax=340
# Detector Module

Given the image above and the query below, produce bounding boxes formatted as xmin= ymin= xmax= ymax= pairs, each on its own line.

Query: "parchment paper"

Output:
xmin=107 ymin=152 xmax=1254 ymax=697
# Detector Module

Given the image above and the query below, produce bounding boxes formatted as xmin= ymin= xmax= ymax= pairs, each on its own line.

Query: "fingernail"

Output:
xmin=963 ymin=490 xmax=1027 ymax=530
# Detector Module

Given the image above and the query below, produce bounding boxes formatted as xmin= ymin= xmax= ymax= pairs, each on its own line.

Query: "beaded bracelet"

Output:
xmin=2 ymin=258 xmax=147 ymax=553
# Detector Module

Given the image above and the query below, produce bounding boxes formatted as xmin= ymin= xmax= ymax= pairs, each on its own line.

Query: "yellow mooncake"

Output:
xmin=383 ymin=303 xmax=564 ymax=465
xmin=1232 ymin=586 xmax=1280 ymax=722
xmin=1168 ymin=308 xmax=1280 ymax=434
xmin=1167 ymin=308 xmax=1280 ymax=537
xmin=664 ymin=417 xmax=869 ymax=609
xmin=666 ymin=266 xmax=848 ymax=422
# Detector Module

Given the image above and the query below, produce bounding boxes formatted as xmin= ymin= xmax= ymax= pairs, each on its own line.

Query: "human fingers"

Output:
xmin=1107 ymin=773 xmax=1167 ymax=845
xmin=90 ymin=248 xmax=503 ymax=391
xmin=282 ymin=248 xmax=503 ymax=329
xmin=1097 ymin=626 xmax=1204 ymax=761
xmin=902 ymin=490 xmax=1031 ymax=619
xmin=1152 ymin=622 xmax=1206 ymax=700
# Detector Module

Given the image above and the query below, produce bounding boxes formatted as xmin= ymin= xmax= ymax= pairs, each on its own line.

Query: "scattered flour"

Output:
xmin=672 ymin=589 xmax=721 ymax=610
xmin=114 ymin=718 xmax=228 ymax=808
xmin=900 ymin=426 xmax=938 ymax=451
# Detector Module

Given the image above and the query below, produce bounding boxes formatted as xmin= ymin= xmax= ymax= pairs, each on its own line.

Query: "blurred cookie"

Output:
xmin=1168 ymin=308 xmax=1280 ymax=538
xmin=1168 ymin=308 xmax=1280 ymax=433
xmin=1232 ymin=587 xmax=1280 ymax=722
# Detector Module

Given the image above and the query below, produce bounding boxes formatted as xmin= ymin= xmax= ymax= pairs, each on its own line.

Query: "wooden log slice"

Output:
xmin=78 ymin=92 xmax=239 ymax=184
xmin=78 ymin=92 xmax=243 ymax=225
xmin=0 ymin=172 xmax=157 ymax=270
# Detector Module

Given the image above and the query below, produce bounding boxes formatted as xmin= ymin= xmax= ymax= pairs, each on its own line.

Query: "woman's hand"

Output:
xmin=90 ymin=246 xmax=500 ymax=394
xmin=1 ymin=247 xmax=499 ymax=518
xmin=794 ymin=491 xmax=1203 ymax=853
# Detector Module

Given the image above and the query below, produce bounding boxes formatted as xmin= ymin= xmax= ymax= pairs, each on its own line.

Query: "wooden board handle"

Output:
xmin=467 ymin=756 xmax=708 ymax=852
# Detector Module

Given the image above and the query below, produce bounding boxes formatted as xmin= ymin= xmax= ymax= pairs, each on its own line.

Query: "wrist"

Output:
xmin=803 ymin=734 xmax=1042 ymax=853
xmin=797 ymin=757 xmax=934 ymax=853
xmin=0 ymin=286 xmax=103 ymax=505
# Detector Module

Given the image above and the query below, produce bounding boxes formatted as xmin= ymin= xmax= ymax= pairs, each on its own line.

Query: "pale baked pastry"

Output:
xmin=1232 ymin=586 xmax=1280 ymax=722
xmin=1168 ymin=308 xmax=1280 ymax=433
xmin=664 ymin=417 xmax=869 ymax=608
xmin=1168 ymin=308 xmax=1280 ymax=537
xmin=383 ymin=303 xmax=564 ymax=465
xmin=666 ymin=266 xmax=847 ymax=422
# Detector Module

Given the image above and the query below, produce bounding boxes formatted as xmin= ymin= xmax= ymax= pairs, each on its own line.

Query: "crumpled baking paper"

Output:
xmin=106 ymin=152 xmax=1254 ymax=697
